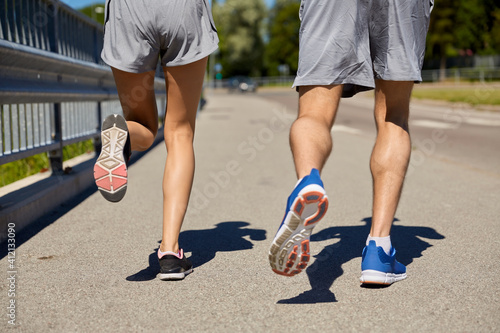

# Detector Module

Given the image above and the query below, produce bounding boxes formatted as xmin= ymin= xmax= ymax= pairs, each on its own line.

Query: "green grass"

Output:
xmin=0 ymin=152 xmax=49 ymax=187
xmin=412 ymin=86 xmax=500 ymax=105
xmin=0 ymin=140 xmax=94 ymax=187
xmin=260 ymin=81 xmax=295 ymax=87
xmin=62 ymin=140 xmax=94 ymax=162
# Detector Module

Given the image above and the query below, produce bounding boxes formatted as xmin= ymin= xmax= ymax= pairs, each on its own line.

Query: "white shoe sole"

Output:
xmin=157 ymin=268 xmax=193 ymax=281
xmin=360 ymin=269 xmax=407 ymax=285
xmin=269 ymin=184 xmax=328 ymax=276
xmin=94 ymin=115 xmax=128 ymax=202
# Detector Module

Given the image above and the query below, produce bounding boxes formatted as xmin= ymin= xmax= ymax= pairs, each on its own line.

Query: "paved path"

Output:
xmin=2 ymin=90 xmax=499 ymax=332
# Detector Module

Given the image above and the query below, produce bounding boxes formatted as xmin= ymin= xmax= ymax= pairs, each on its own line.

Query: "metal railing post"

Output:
xmin=94 ymin=101 xmax=102 ymax=155
xmin=49 ymin=102 xmax=63 ymax=173
xmin=93 ymin=26 xmax=100 ymax=64
xmin=47 ymin=2 xmax=59 ymax=54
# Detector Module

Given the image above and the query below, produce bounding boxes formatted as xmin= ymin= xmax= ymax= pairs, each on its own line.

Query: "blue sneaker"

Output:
xmin=269 ymin=169 xmax=329 ymax=276
xmin=360 ymin=240 xmax=407 ymax=285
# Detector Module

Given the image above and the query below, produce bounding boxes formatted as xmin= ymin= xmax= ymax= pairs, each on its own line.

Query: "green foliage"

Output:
xmin=0 ymin=140 xmax=94 ymax=187
xmin=426 ymin=0 xmax=457 ymax=59
xmin=213 ymin=0 xmax=267 ymax=77
xmin=412 ymin=86 xmax=500 ymax=105
xmin=427 ymin=0 xmax=500 ymax=61
xmin=79 ymin=4 xmax=105 ymax=25
xmin=454 ymin=0 xmax=486 ymax=53
xmin=62 ymin=140 xmax=94 ymax=161
xmin=0 ymin=153 xmax=49 ymax=187
xmin=483 ymin=6 xmax=500 ymax=54
xmin=264 ymin=0 xmax=300 ymax=76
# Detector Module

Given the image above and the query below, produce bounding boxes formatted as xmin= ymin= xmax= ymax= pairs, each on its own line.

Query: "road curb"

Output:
xmin=0 ymin=129 xmax=165 ymax=243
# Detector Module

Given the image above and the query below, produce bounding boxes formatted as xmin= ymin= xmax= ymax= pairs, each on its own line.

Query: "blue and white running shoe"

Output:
xmin=360 ymin=240 xmax=407 ymax=285
xmin=269 ymin=168 xmax=329 ymax=276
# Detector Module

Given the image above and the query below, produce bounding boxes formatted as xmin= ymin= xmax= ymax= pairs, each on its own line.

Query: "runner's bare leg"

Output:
xmin=370 ymin=80 xmax=414 ymax=237
xmin=290 ymin=85 xmax=343 ymax=179
xmin=160 ymin=57 xmax=208 ymax=253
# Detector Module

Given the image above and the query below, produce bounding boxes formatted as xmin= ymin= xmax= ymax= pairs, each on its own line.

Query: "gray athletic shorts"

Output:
xmin=293 ymin=0 xmax=434 ymax=97
xmin=101 ymin=0 xmax=219 ymax=73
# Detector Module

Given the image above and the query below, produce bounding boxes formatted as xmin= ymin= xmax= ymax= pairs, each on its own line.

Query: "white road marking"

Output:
xmin=464 ymin=118 xmax=500 ymax=126
xmin=412 ymin=118 xmax=500 ymax=128
xmin=411 ymin=120 xmax=458 ymax=129
xmin=332 ymin=125 xmax=362 ymax=135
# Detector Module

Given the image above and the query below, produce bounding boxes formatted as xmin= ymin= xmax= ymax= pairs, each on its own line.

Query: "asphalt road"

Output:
xmin=1 ymin=88 xmax=499 ymax=332
xmin=258 ymin=86 xmax=500 ymax=177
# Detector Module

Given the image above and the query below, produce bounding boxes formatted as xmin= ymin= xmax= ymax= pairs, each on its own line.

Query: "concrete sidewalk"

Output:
xmin=1 ymin=91 xmax=499 ymax=332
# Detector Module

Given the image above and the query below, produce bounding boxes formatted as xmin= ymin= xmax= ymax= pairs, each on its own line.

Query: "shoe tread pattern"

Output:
xmin=94 ymin=115 xmax=128 ymax=203
xmin=269 ymin=190 xmax=328 ymax=276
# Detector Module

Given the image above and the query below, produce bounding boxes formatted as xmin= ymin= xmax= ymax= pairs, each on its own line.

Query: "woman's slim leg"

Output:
xmin=160 ymin=57 xmax=208 ymax=253
xmin=111 ymin=67 xmax=159 ymax=151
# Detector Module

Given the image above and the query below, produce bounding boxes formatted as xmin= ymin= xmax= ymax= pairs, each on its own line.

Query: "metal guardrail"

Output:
xmin=1 ymin=0 xmax=105 ymax=63
xmin=421 ymin=67 xmax=500 ymax=82
xmin=0 ymin=0 xmax=166 ymax=173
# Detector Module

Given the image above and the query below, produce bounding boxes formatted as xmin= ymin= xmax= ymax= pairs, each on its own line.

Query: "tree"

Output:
xmin=213 ymin=0 xmax=267 ymax=77
xmin=426 ymin=0 xmax=457 ymax=78
xmin=79 ymin=4 xmax=105 ymax=25
xmin=483 ymin=0 xmax=500 ymax=54
xmin=426 ymin=0 xmax=500 ymax=78
xmin=264 ymin=0 xmax=300 ymax=76
xmin=455 ymin=0 xmax=490 ymax=54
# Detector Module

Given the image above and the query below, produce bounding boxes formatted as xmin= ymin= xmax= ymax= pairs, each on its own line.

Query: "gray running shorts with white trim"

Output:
xmin=101 ymin=0 xmax=219 ymax=73
xmin=293 ymin=0 xmax=434 ymax=97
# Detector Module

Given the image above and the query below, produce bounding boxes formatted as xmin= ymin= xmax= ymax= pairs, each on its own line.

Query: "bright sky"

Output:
xmin=61 ymin=0 xmax=276 ymax=10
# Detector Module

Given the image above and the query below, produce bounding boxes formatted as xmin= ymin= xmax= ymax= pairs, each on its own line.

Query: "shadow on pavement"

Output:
xmin=0 ymin=133 xmax=164 ymax=260
xmin=277 ymin=217 xmax=445 ymax=304
xmin=126 ymin=221 xmax=267 ymax=282
xmin=0 ymin=186 xmax=97 ymax=260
